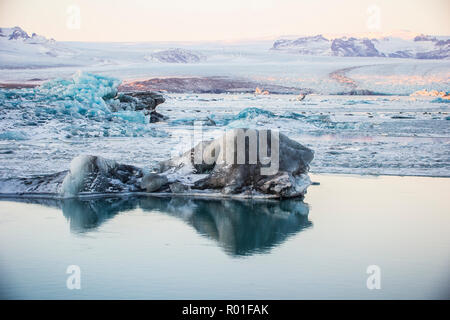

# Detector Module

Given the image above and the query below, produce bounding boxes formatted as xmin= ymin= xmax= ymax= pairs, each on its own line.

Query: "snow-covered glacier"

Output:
xmin=1 ymin=27 xmax=449 ymax=96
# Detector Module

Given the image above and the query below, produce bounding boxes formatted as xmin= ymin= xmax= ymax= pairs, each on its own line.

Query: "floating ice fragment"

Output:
xmin=0 ymin=130 xmax=29 ymax=140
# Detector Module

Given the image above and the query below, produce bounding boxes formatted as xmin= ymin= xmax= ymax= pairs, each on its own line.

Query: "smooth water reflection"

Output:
xmin=2 ymin=175 xmax=449 ymax=299
xmin=14 ymin=196 xmax=311 ymax=257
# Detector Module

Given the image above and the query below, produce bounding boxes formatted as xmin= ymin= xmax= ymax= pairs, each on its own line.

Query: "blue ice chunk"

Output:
xmin=0 ymin=130 xmax=29 ymax=140
xmin=36 ymin=71 xmax=120 ymax=115
xmin=114 ymin=111 xmax=148 ymax=124
xmin=235 ymin=107 xmax=276 ymax=119
xmin=344 ymin=100 xmax=374 ymax=105
xmin=431 ymin=98 xmax=450 ymax=103
xmin=0 ymin=72 xmax=166 ymax=139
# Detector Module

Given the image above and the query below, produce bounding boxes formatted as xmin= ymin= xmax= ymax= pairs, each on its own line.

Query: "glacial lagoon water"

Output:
xmin=1 ymin=72 xmax=449 ymax=181
xmin=0 ymin=73 xmax=449 ymax=299
xmin=1 ymin=174 xmax=449 ymax=299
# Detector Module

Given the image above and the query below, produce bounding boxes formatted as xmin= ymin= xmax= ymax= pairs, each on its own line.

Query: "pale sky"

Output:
xmin=1 ymin=0 xmax=449 ymax=42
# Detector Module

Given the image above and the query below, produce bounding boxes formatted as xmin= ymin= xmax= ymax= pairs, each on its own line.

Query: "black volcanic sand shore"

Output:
xmin=0 ymin=82 xmax=39 ymax=89
xmin=118 ymin=76 xmax=312 ymax=94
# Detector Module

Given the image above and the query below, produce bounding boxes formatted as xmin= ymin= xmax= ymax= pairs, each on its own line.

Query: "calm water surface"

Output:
xmin=0 ymin=174 xmax=449 ymax=299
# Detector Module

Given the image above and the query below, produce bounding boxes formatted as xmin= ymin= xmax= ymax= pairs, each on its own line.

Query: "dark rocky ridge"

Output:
xmin=118 ymin=77 xmax=312 ymax=94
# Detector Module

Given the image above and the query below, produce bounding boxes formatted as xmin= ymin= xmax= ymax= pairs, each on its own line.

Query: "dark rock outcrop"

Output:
xmin=149 ymin=110 xmax=168 ymax=123
xmin=114 ymin=91 xmax=166 ymax=122
xmin=115 ymin=91 xmax=165 ymax=110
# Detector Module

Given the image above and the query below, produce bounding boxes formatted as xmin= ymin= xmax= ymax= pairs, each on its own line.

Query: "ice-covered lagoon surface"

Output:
xmin=1 ymin=174 xmax=449 ymax=299
xmin=0 ymin=72 xmax=449 ymax=180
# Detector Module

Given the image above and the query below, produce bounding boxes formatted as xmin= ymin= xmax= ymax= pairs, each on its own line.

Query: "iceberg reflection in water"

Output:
xmin=13 ymin=196 xmax=311 ymax=256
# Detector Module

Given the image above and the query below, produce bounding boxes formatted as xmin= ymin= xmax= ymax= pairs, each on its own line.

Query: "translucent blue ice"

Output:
xmin=0 ymin=72 xmax=161 ymax=139
xmin=432 ymin=98 xmax=450 ymax=103
xmin=37 ymin=71 xmax=120 ymax=114
xmin=0 ymin=130 xmax=28 ymax=140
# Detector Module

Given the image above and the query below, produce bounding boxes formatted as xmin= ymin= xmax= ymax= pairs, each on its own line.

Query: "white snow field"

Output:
xmin=1 ymin=27 xmax=449 ymax=94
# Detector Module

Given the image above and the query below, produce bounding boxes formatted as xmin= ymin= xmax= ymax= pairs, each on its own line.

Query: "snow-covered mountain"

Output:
xmin=272 ymin=35 xmax=331 ymax=55
xmin=0 ymin=27 xmax=209 ymax=70
xmin=271 ymin=34 xmax=450 ymax=59
xmin=146 ymin=48 xmax=206 ymax=63
xmin=0 ymin=26 xmax=76 ymax=67
xmin=0 ymin=26 xmax=57 ymax=44
xmin=332 ymin=37 xmax=382 ymax=57
xmin=0 ymin=26 xmax=30 ymax=40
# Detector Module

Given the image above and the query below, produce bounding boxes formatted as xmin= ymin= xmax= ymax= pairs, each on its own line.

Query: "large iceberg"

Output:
xmin=0 ymin=129 xmax=314 ymax=199
xmin=159 ymin=129 xmax=314 ymax=198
